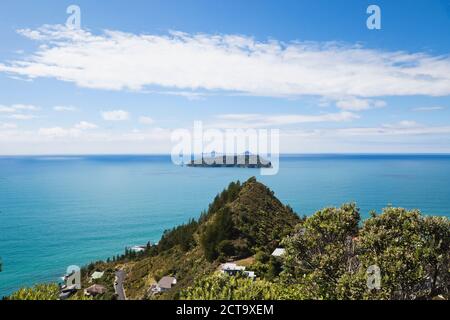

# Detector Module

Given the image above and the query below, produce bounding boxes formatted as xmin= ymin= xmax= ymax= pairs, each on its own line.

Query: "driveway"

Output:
xmin=114 ymin=270 xmax=127 ymax=300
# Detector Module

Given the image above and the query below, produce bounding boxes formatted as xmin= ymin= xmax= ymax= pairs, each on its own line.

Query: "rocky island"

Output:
xmin=187 ymin=153 xmax=272 ymax=168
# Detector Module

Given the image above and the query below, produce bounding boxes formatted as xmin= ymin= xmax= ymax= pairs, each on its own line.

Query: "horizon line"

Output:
xmin=1 ymin=152 xmax=450 ymax=157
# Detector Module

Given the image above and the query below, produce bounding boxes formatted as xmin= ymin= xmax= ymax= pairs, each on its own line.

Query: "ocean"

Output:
xmin=0 ymin=154 xmax=449 ymax=297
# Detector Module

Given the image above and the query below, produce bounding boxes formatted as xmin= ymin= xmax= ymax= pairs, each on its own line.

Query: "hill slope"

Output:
xmin=122 ymin=177 xmax=300 ymax=299
xmin=229 ymin=177 xmax=299 ymax=249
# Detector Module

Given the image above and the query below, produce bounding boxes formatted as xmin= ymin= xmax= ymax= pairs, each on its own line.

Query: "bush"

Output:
xmin=282 ymin=205 xmax=450 ymax=300
xmin=181 ymin=274 xmax=308 ymax=300
xmin=217 ymin=240 xmax=235 ymax=258
xmin=7 ymin=284 xmax=60 ymax=300
xmin=200 ymin=207 xmax=235 ymax=261
xmin=159 ymin=219 xmax=199 ymax=252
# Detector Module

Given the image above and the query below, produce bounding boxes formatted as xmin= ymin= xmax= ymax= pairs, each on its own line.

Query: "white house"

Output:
xmin=130 ymin=245 xmax=146 ymax=253
xmin=91 ymin=271 xmax=104 ymax=280
xmin=220 ymin=263 xmax=246 ymax=276
xmin=220 ymin=263 xmax=256 ymax=279
xmin=271 ymin=248 xmax=286 ymax=257
xmin=151 ymin=276 xmax=177 ymax=293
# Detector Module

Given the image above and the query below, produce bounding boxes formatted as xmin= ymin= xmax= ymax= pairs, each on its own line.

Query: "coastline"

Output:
xmin=1 ymin=154 xmax=450 ymax=297
xmin=4 ymin=178 xmax=449 ymax=300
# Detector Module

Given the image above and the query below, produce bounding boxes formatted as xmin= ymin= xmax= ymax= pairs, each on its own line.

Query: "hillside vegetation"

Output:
xmin=122 ymin=177 xmax=300 ymax=299
xmin=5 ymin=178 xmax=449 ymax=300
xmin=184 ymin=203 xmax=449 ymax=300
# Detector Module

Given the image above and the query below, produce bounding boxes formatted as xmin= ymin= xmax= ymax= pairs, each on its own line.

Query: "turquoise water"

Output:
xmin=1 ymin=154 xmax=450 ymax=297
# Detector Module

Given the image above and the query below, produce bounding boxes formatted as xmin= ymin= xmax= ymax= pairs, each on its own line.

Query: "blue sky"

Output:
xmin=0 ymin=0 xmax=449 ymax=154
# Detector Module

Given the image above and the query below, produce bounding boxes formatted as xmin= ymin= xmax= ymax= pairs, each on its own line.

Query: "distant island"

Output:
xmin=187 ymin=153 xmax=272 ymax=168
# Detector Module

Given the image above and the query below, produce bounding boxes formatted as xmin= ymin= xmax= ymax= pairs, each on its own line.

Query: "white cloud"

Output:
xmin=54 ymin=105 xmax=77 ymax=112
xmin=39 ymin=121 xmax=98 ymax=138
xmin=30 ymin=126 xmax=171 ymax=142
xmin=1 ymin=25 xmax=450 ymax=100
xmin=139 ymin=116 xmax=155 ymax=125
xmin=38 ymin=127 xmax=75 ymax=138
xmin=74 ymin=121 xmax=97 ymax=130
xmin=161 ymin=91 xmax=209 ymax=100
xmin=101 ymin=110 xmax=129 ymax=121
xmin=0 ymin=104 xmax=39 ymax=113
xmin=213 ymin=111 xmax=359 ymax=128
xmin=335 ymin=121 xmax=450 ymax=136
xmin=0 ymin=106 xmax=15 ymax=113
xmin=3 ymin=122 xmax=449 ymax=155
xmin=0 ymin=104 xmax=39 ymax=122
xmin=12 ymin=104 xmax=39 ymax=111
xmin=9 ymin=114 xmax=36 ymax=120
xmin=0 ymin=123 xmax=17 ymax=129
xmin=413 ymin=106 xmax=445 ymax=112
xmin=336 ymin=98 xmax=386 ymax=111
xmin=384 ymin=120 xmax=419 ymax=128
xmin=273 ymin=121 xmax=450 ymax=138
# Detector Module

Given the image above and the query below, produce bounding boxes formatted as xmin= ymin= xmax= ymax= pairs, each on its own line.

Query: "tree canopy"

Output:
xmin=281 ymin=205 xmax=449 ymax=300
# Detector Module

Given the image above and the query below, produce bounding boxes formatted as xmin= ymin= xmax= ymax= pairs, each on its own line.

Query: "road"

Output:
xmin=114 ymin=270 xmax=127 ymax=300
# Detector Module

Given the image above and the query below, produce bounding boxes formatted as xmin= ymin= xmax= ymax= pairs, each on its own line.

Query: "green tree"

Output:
xmin=181 ymin=274 xmax=307 ymax=300
xmin=8 ymin=284 xmax=60 ymax=300
xmin=282 ymin=204 xmax=449 ymax=300
xmin=200 ymin=207 xmax=234 ymax=261
xmin=281 ymin=203 xmax=360 ymax=299
xmin=337 ymin=208 xmax=450 ymax=300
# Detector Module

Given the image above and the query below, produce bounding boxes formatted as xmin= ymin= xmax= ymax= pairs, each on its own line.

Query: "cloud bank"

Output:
xmin=213 ymin=111 xmax=359 ymax=128
xmin=1 ymin=25 xmax=450 ymax=100
xmin=101 ymin=110 xmax=129 ymax=121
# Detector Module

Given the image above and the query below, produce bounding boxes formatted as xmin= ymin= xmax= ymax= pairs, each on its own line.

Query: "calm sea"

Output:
xmin=1 ymin=154 xmax=449 ymax=296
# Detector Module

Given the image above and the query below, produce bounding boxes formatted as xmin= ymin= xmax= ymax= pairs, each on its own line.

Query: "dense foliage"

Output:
xmin=159 ymin=219 xmax=199 ymax=252
xmin=281 ymin=205 xmax=450 ymax=300
xmin=6 ymin=284 xmax=60 ymax=300
xmin=154 ymin=178 xmax=299 ymax=263
xmin=229 ymin=178 xmax=300 ymax=250
xmin=123 ymin=178 xmax=301 ymax=298
xmin=200 ymin=207 xmax=235 ymax=261
xmin=181 ymin=274 xmax=307 ymax=300
xmin=197 ymin=177 xmax=300 ymax=262
xmin=336 ymin=208 xmax=450 ymax=299
xmin=203 ymin=181 xmax=243 ymax=219
xmin=156 ymin=181 xmax=243 ymax=258
xmin=281 ymin=203 xmax=360 ymax=299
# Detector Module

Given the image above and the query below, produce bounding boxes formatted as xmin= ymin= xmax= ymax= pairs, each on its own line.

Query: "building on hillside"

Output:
xmin=220 ymin=263 xmax=246 ymax=276
xmin=271 ymin=248 xmax=286 ymax=257
xmin=84 ymin=284 xmax=107 ymax=297
xmin=220 ymin=263 xmax=256 ymax=279
xmin=90 ymin=271 xmax=104 ymax=281
xmin=129 ymin=245 xmax=146 ymax=253
xmin=151 ymin=276 xmax=177 ymax=294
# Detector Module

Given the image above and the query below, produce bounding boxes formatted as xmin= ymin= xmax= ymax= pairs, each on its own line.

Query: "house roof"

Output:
xmin=130 ymin=246 xmax=146 ymax=253
xmin=271 ymin=248 xmax=286 ymax=257
xmin=86 ymin=284 xmax=106 ymax=295
xmin=91 ymin=271 xmax=104 ymax=279
xmin=158 ymin=276 xmax=176 ymax=289
xmin=220 ymin=263 xmax=246 ymax=271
